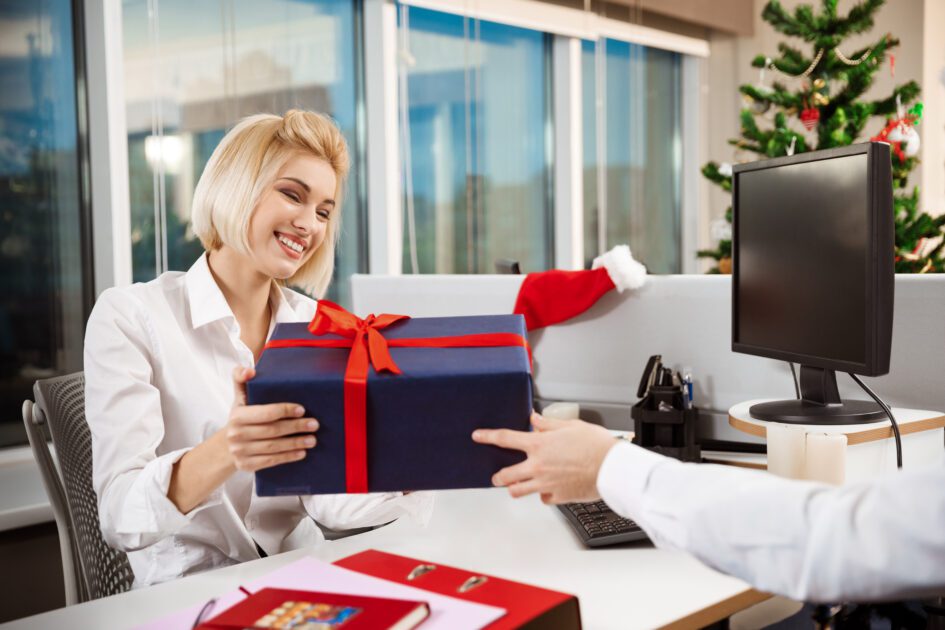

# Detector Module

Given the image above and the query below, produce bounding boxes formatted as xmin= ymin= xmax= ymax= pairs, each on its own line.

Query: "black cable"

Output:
xmin=788 ymin=362 xmax=800 ymax=399
xmin=848 ymin=373 xmax=902 ymax=469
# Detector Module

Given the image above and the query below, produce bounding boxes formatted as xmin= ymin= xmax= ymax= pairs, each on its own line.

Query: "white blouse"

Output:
xmin=84 ymin=254 xmax=432 ymax=587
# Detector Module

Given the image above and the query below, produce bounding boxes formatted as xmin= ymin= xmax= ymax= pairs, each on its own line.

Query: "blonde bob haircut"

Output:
xmin=191 ymin=109 xmax=350 ymax=297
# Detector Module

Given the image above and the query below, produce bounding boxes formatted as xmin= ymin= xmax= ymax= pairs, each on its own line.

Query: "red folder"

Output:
xmin=334 ymin=550 xmax=581 ymax=629
xmin=198 ymin=587 xmax=429 ymax=629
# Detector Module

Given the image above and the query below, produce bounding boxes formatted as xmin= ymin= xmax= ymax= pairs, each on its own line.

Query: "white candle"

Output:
xmin=804 ymin=432 xmax=847 ymax=485
xmin=766 ymin=423 xmax=807 ymax=479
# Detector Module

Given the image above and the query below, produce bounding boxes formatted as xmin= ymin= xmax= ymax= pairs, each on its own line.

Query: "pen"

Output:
xmin=682 ymin=367 xmax=693 ymax=409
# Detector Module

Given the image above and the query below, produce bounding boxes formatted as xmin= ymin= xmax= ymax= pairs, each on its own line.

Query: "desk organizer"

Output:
xmin=631 ymin=385 xmax=701 ymax=462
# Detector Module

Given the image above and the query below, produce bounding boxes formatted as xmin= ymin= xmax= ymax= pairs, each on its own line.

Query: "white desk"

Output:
xmin=4 ymin=488 xmax=767 ymax=629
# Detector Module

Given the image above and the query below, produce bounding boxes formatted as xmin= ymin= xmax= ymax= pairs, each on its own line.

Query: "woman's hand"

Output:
xmin=472 ymin=413 xmax=617 ymax=504
xmin=168 ymin=367 xmax=319 ymax=513
xmin=224 ymin=367 xmax=319 ymax=472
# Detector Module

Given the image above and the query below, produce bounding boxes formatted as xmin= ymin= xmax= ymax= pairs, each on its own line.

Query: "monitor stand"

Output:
xmin=749 ymin=365 xmax=887 ymax=424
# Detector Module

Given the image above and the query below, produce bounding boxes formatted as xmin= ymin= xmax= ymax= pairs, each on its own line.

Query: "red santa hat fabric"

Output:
xmin=513 ymin=245 xmax=647 ymax=331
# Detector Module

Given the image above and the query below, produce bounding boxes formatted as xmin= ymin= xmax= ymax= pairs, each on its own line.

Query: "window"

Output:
xmin=122 ymin=0 xmax=366 ymax=305
xmin=583 ymin=38 xmax=683 ymax=273
xmin=399 ymin=6 xmax=554 ymax=274
xmin=0 ymin=0 xmax=92 ymax=447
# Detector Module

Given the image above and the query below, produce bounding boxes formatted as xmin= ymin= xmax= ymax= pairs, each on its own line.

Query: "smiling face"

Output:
xmin=246 ymin=152 xmax=337 ymax=281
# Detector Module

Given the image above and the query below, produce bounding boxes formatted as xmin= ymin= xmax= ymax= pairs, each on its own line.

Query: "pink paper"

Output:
xmin=136 ymin=556 xmax=505 ymax=629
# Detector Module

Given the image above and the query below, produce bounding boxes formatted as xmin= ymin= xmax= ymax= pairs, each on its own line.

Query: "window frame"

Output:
xmin=88 ymin=0 xmax=709 ymax=286
xmin=374 ymin=0 xmax=708 ymax=272
xmin=85 ymin=0 xmax=134 ymax=292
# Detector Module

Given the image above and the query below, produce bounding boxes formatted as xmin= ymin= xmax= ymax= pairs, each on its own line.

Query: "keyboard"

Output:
xmin=558 ymin=500 xmax=648 ymax=547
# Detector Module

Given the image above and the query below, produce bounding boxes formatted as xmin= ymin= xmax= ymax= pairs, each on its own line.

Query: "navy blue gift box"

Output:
xmin=247 ymin=312 xmax=532 ymax=495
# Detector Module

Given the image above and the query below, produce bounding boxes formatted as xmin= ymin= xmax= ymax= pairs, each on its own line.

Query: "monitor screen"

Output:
xmin=734 ymin=151 xmax=872 ymax=368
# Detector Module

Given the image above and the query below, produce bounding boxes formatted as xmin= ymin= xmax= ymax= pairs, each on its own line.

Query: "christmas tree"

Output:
xmin=699 ymin=0 xmax=945 ymax=274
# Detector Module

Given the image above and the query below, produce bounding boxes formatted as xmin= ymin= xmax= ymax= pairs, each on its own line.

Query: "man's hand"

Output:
xmin=472 ymin=413 xmax=618 ymax=504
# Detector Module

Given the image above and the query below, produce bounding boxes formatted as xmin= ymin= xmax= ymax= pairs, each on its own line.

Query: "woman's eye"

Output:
xmin=316 ymin=209 xmax=331 ymax=221
xmin=281 ymin=189 xmax=301 ymax=203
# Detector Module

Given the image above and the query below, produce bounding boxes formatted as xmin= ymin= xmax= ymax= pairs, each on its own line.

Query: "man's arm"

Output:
xmin=474 ymin=415 xmax=945 ymax=603
xmin=599 ymin=441 xmax=945 ymax=603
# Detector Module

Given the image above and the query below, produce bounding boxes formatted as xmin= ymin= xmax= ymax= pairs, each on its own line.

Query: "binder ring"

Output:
xmin=458 ymin=575 xmax=488 ymax=593
xmin=407 ymin=564 xmax=437 ymax=580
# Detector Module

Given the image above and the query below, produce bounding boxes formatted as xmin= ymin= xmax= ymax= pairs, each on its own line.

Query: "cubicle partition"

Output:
xmin=352 ymin=274 xmax=945 ymax=434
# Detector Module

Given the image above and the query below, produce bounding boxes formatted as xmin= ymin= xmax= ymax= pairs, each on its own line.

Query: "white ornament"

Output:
xmin=888 ymin=124 xmax=920 ymax=158
xmin=711 ymin=218 xmax=733 ymax=242
xmin=886 ymin=124 xmax=906 ymax=144
xmin=902 ymin=126 xmax=921 ymax=157
xmin=718 ymin=162 xmax=733 ymax=178
xmin=748 ymin=87 xmax=771 ymax=114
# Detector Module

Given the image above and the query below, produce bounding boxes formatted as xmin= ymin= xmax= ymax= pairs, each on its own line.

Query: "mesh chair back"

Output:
xmin=34 ymin=373 xmax=135 ymax=600
xmin=22 ymin=398 xmax=84 ymax=604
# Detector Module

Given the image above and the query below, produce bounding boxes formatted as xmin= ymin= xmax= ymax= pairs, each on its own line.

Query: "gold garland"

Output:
xmin=767 ymin=47 xmax=874 ymax=78
xmin=834 ymin=47 xmax=873 ymax=66
xmin=768 ymin=48 xmax=824 ymax=79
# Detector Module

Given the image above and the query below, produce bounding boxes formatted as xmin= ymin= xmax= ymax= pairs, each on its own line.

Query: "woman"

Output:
xmin=85 ymin=110 xmax=431 ymax=587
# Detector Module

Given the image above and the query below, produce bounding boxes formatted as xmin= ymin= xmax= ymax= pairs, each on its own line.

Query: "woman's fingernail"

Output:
xmin=294 ymin=406 xmax=305 ymax=416
xmin=304 ymin=436 xmax=316 ymax=447
xmin=307 ymin=420 xmax=319 ymax=430
xmin=472 ymin=430 xmax=481 ymax=440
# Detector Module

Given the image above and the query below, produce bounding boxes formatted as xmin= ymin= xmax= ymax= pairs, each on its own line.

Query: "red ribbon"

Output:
xmin=262 ymin=300 xmax=530 ymax=493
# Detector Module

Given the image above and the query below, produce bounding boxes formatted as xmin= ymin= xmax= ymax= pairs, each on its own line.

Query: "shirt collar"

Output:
xmin=186 ymin=253 xmax=235 ymax=329
xmin=186 ymin=253 xmax=311 ymax=330
xmin=269 ymin=281 xmax=302 ymax=325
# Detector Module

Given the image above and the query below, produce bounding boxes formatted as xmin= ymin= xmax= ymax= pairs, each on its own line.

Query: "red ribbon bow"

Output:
xmin=263 ymin=300 xmax=530 ymax=493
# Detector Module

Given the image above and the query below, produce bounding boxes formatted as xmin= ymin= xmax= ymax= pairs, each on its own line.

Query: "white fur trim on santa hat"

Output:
xmin=592 ymin=245 xmax=647 ymax=293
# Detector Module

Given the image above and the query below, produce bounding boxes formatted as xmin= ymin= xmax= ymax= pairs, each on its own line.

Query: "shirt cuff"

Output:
xmin=145 ymin=447 xmax=225 ymax=527
xmin=396 ymin=491 xmax=436 ymax=527
xmin=596 ymin=441 xmax=668 ymax=519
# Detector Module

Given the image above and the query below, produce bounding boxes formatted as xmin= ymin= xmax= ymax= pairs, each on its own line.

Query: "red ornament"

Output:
xmin=800 ymin=107 xmax=820 ymax=130
xmin=871 ymin=113 xmax=919 ymax=163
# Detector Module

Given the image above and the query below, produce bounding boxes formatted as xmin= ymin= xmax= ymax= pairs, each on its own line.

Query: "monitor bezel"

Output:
xmin=731 ymin=142 xmax=890 ymax=376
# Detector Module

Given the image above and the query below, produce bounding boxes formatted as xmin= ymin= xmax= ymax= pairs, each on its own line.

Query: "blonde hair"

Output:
xmin=191 ymin=109 xmax=350 ymax=297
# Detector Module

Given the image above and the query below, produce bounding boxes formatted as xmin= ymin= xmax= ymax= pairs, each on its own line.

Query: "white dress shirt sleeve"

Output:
xmin=302 ymin=491 xmax=435 ymax=532
xmin=85 ymin=289 xmax=224 ymax=552
xmin=597 ymin=441 xmax=945 ymax=602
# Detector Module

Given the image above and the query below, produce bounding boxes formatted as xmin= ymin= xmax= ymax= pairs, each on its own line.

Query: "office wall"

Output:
xmin=703 ymin=0 xmax=935 ymax=241
xmin=923 ymin=0 xmax=945 ymax=217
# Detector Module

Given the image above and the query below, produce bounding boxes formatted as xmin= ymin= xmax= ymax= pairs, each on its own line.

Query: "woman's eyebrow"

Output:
xmin=278 ymin=177 xmax=311 ymax=192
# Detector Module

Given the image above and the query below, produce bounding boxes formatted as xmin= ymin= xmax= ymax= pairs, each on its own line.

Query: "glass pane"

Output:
xmin=0 ymin=0 xmax=90 ymax=446
xmin=583 ymin=39 xmax=683 ymax=273
xmin=401 ymin=7 xmax=553 ymax=274
xmin=123 ymin=0 xmax=364 ymax=305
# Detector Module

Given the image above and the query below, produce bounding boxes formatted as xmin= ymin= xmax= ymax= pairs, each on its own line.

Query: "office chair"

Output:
xmin=21 ymin=372 xmax=134 ymax=604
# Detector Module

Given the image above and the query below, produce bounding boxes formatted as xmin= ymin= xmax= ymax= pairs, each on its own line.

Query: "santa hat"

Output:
xmin=513 ymin=245 xmax=647 ymax=331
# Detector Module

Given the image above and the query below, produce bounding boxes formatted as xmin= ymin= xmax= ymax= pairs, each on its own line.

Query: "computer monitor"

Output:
xmin=732 ymin=142 xmax=894 ymax=424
